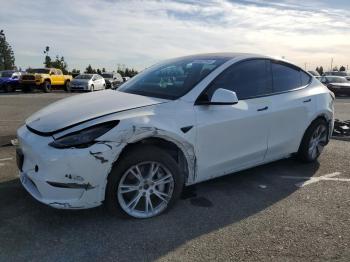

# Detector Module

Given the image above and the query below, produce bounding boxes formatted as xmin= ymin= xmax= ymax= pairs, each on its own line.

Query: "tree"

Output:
xmin=43 ymin=46 xmax=51 ymax=68
xmin=0 ymin=30 xmax=16 ymax=70
xmin=333 ymin=66 xmax=338 ymax=71
xmin=339 ymin=65 xmax=346 ymax=72
xmin=102 ymin=67 xmax=106 ymax=73
xmin=97 ymin=68 xmax=102 ymax=75
xmin=50 ymin=55 xmax=68 ymax=74
xmin=319 ymin=66 xmax=324 ymax=75
xmin=85 ymin=64 xmax=95 ymax=73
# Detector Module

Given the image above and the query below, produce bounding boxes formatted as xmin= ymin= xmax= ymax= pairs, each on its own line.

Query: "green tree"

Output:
xmin=85 ymin=64 xmax=96 ymax=73
xmin=339 ymin=65 xmax=346 ymax=72
xmin=50 ymin=55 xmax=68 ymax=74
xmin=97 ymin=68 xmax=102 ymax=75
xmin=0 ymin=30 xmax=16 ymax=70
xmin=43 ymin=46 xmax=51 ymax=68
xmin=319 ymin=66 xmax=324 ymax=75
xmin=102 ymin=67 xmax=106 ymax=73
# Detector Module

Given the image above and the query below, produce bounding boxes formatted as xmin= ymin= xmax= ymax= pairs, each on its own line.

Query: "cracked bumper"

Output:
xmin=17 ymin=125 xmax=121 ymax=209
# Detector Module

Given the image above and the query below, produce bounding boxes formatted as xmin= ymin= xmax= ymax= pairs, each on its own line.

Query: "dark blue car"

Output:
xmin=0 ymin=70 xmax=22 ymax=92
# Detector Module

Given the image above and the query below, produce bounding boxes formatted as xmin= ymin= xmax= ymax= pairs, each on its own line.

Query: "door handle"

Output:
xmin=303 ymin=98 xmax=311 ymax=103
xmin=257 ymin=106 xmax=268 ymax=111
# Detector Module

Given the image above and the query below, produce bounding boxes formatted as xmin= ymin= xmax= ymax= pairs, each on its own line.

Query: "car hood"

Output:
xmin=71 ymin=79 xmax=90 ymax=84
xmin=329 ymin=82 xmax=350 ymax=87
xmin=0 ymin=77 xmax=10 ymax=83
xmin=26 ymin=90 xmax=168 ymax=135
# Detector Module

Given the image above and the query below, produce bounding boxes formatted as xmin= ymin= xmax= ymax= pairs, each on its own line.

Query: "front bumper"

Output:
xmin=17 ymin=125 xmax=121 ymax=209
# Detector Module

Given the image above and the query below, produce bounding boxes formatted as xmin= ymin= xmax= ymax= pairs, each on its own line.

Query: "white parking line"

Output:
xmin=281 ymin=172 xmax=350 ymax=187
xmin=0 ymin=157 xmax=13 ymax=162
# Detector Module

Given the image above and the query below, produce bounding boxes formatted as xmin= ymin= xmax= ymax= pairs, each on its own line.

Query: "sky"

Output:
xmin=1 ymin=0 xmax=350 ymax=72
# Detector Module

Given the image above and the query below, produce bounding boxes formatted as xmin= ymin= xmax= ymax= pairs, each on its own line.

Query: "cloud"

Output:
xmin=1 ymin=0 xmax=349 ymax=71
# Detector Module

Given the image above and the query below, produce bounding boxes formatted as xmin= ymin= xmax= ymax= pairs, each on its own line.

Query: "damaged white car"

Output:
xmin=17 ymin=53 xmax=334 ymax=218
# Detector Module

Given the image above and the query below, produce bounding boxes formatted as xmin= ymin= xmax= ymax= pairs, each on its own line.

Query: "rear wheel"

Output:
xmin=297 ymin=118 xmax=328 ymax=162
xmin=43 ymin=80 xmax=51 ymax=93
xmin=90 ymin=84 xmax=94 ymax=92
xmin=106 ymin=145 xmax=184 ymax=218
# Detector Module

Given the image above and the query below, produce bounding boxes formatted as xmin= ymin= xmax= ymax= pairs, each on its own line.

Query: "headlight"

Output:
xmin=49 ymin=121 xmax=119 ymax=149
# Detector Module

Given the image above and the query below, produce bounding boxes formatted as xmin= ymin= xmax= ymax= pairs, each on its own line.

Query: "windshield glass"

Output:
xmin=118 ymin=56 xmax=229 ymax=99
xmin=27 ymin=68 xmax=50 ymax=74
xmin=327 ymin=77 xmax=348 ymax=83
xmin=0 ymin=71 xmax=14 ymax=77
xmin=101 ymin=73 xmax=113 ymax=78
xmin=75 ymin=74 xmax=92 ymax=80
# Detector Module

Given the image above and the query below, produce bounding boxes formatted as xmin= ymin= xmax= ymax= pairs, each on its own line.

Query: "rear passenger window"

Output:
xmin=300 ymin=71 xmax=311 ymax=86
xmin=272 ymin=62 xmax=301 ymax=92
xmin=207 ymin=59 xmax=272 ymax=100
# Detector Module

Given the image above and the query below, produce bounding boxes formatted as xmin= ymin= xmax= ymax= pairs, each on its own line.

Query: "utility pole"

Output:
xmin=330 ymin=57 xmax=333 ymax=71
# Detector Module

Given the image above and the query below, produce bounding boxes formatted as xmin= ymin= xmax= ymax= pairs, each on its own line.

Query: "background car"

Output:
xmin=17 ymin=53 xmax=334 ymax=219
xmin=101 ymin=72 xmax=123 ymax=89
xmin=70 ymin=74 xmax=106 ymax=91
xmin=0 ymin=70 xmax=23 ymax=92
xmin=324 ymin=71 xmax=350 ymax=81
xmin=320 ymin=75 xmax=350 ymax=96
xmin=122 ymin=76 xmax=130 ymax=82
xmin=308 ymin=70 xmax=320 ymax=77
xmin=20 ymin=68 xmax=72 ymax=93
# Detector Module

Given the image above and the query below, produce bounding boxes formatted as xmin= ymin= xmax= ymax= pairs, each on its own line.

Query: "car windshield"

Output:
xmin=101 ymin=73 xmax=113 ymax=78
xmin=327 ymin=77 xmax=348 ymax=83
xmin=75 ymin=74 xmax=92 ymax=80
xmin=27 ymin=68 xmax=50 ymax=74
xmin=118 ymin=56 xmax=229 ymax=99
xmin=0 ymin=71 xmax=14 ymax=77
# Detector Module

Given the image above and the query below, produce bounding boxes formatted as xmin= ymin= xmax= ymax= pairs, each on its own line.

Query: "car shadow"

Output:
xmin=0 ymin=158 xmax=319 ymax=261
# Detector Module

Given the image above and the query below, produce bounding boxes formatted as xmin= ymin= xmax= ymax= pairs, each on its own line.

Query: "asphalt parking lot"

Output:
xmin=0 ymin=92 xmax=349 ymax=261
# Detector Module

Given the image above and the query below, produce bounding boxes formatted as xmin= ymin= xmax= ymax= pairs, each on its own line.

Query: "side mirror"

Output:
xmin=208 ymin=88 xmax=238 ymax=105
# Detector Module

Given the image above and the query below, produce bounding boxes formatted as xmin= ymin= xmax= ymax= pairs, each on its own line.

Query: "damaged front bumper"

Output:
xmin=17 ymin=125 xmax=121 ymax=209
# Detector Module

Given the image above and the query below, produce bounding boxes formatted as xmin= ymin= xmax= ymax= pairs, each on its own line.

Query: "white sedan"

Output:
xmin=70 ymin=74 xmax=106 ymax=91
xmin=17 ymin=53 xmax=334 ymax=218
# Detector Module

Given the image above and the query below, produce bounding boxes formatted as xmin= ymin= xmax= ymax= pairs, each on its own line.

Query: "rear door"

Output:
xmin=194 ymin=59 xmax=274 ymax=182
xmin=264 ymin=61 xmax=315 ymax=161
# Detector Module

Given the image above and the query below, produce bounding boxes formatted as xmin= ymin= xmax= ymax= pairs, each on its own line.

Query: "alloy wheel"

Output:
xmin=308 ymin=124 xmax=327 ymax=160
xmin=117 ymin=161 xmax=174 ymax=218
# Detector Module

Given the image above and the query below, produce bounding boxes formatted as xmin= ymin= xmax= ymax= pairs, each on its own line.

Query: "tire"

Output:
xmin=297 ymin=118 xmax=328 ymax=162
xmin=102 ymin=84 xmax=106 ymax=90
xmin=105 ymin=145 xmax=184 ymax=219
xmin=4 ymin=83 xmax=14 ymax=92
xmin=90 ymin=84 xmax=94 ymax=92
xmin=43 ymin=80 xmax=51 ymax=93
xmin=64 ymin=81 xmax=71 ymax=92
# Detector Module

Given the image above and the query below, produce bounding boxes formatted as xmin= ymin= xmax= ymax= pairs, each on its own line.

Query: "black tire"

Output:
xmin=43 ymin=80 xmax=51 ymax=93
xmin=105 ymin=145 xmax=184 ymax=218
xmin=4 ymin=83 xmax=14 ymax=92
xmin=64 ymin=80 xmax=71 ymax=92
xmin=297 ymin=118 xmax=328 ymax=162
xmin=90 ymin=84 xmax=94 ymax=92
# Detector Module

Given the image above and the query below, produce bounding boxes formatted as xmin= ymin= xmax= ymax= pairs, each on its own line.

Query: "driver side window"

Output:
xmin=205 ymin=59 xmax=272 ymax=101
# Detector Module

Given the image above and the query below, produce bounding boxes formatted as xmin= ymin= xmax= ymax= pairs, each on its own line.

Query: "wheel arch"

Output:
xmin=108 ymin=132 xmax=196 ymax=186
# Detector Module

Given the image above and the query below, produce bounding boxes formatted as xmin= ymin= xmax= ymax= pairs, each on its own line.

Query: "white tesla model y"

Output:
xmin=17 ymin=53 xmax=334 ymax=218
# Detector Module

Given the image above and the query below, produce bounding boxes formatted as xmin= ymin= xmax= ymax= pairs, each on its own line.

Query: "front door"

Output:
xmin=194 ymin=59 xmax=273 ymax=182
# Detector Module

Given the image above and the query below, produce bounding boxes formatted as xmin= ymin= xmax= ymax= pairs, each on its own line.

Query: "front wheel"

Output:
xmin=43 ymin=81 xmax=51 ymax=93
xmin=106 ymin=146 xmax=184 ymax=219
xmin=4 ymin=83 xmax=14 ymax=92
xmin=90 ymin=84 xmax=94 ymax=92
xmin=64 ymin=81 xmax=71 ymax=92
xmin=297 ymin=119 xmax=328 ymax=162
